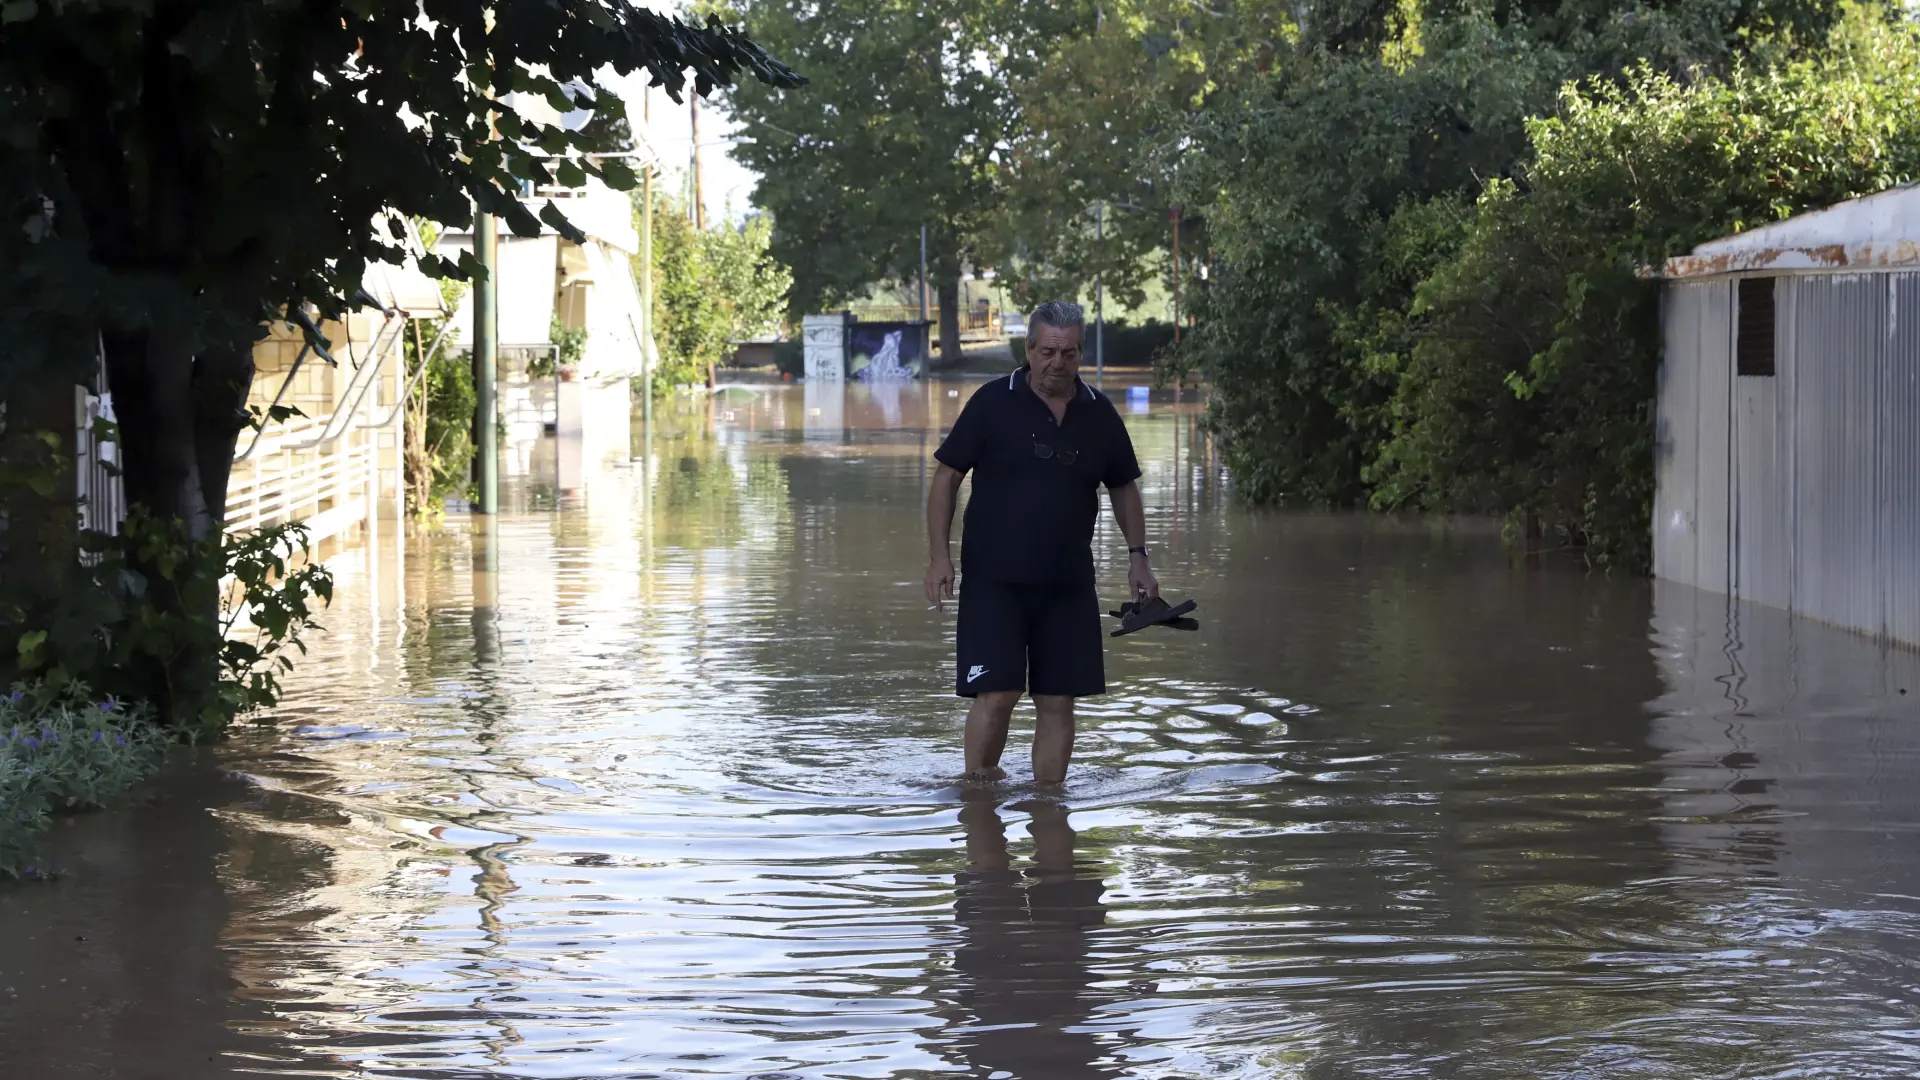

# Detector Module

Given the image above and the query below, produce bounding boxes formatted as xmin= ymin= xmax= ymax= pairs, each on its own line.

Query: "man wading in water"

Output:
xmin=924 ymin=301 xmax=1158 ymax=784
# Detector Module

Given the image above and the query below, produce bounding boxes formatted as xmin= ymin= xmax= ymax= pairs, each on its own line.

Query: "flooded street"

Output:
xmin=6 ymin=380 xmax=1920 ymax=1079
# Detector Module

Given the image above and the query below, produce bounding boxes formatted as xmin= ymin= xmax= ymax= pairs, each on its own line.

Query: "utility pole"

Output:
xmin=473 ymin=208 xmax=499 ymax=515
xmin=640 ymin=89 xmax=654 ymax=452
xmin=640 ymin=173 xmax=654 ymax=440
xmin=690 ymin=94 xmax=705 ymax=231
xmin=1095 ymin=200 xmax=1105 ymax=385
xmin=919 ymin=225 xmax=930 ymax=358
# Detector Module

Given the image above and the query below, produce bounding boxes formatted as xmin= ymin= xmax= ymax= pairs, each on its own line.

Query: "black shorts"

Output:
xmin=955 ymin=577 xmax=1105 ymax=698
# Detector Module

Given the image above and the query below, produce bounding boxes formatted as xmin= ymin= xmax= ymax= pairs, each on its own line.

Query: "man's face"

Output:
xmin=1028 ymin=323 xmax=1083 ymax=398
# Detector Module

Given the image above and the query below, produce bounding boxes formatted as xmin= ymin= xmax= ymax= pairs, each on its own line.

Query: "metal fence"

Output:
xmin=75 ymin=348 xmax=125 ymax=546
xmin=849 ymin=305 xmax=1000 ymax=332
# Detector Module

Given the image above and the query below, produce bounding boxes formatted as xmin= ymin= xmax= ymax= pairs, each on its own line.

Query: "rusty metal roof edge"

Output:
xmin=1654 ymin=241 xmax=1920 ymax=281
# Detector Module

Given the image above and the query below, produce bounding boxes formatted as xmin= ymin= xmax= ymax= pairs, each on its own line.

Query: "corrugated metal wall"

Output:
xmin=1733 ymin=275 xmax=1791 ymax=611
xmin=1653 ymin=285 xmax=1700 ymax=587
xmin=1658 ymin=270 xmax=1920 ymax=647
xmin=1654 ymin=281 xmax=1732 ymax=595
xmin=1883 ymin=275 xmax=1920 ymax=647
xmin=1791 ymin=276 xmax=1885 ymax=639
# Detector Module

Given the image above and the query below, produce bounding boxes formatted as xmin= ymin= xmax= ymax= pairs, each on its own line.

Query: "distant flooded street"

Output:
xmin=5 ymin=380 xmax=1920 ymax=1079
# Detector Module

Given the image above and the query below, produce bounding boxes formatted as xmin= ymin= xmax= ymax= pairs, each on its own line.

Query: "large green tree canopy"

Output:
xmin=722 ymin=0 xmax=1072 ymax=357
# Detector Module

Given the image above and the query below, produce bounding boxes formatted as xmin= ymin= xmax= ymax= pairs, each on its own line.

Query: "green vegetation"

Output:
xmin=723 ymin=0 xmax=1060 ymax=359
xmin=528 ymin=314 xmax=587 ymax=380
xmin=1372 ymin=19 xmax=1920 ymax=564
xmin=0 ymin=686 xmax=171 ymax=881
xmin=10 ymin=511 xmax=334 ymax=739
xmin=408 ymin=346 xmax=480 ymax=516
xmin=726 ymin=0 xmax=1912 ymax=568
xmin=1179 ymin=2 xmax=1916 ymax=568
xmin=639 ymin=196 xmax=791 ymax=394
xmin=1013 ymin=320 xmax=1176 ymax=368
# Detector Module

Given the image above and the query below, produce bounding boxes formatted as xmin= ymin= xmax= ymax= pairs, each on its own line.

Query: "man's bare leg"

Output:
xmin=1032 ymin=694 xmax=1076 ymax=785
xmin=964 ymin=690 xmax=1020 ymax=780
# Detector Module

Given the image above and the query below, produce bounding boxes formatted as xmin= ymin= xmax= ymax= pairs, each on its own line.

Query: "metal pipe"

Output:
xmin=362 ymin=315 xmax=456 ymax=429
xmin=234 ymin=341 xmax=311 ymax=462
xmin=289 ymin=314 xmax=403 ymax=449
xmin=473 ymin=209 xmax=500 ymax=514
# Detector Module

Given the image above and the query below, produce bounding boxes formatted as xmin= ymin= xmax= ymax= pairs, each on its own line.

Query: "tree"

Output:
xmin=1378 ymin=9 xmax=1920 ymax=567
xmin=994 ymin=0 xmax=1294 ymax=310
xmin=722 ymin=0 xmax=1064 ymax=361
xmin=0 ymin=0 xmax=799 ymax=718
xmin=1172 ymin=0 xmax=1862 ymax=516
xmin=642 ymin=193 xmax=791 ymax=391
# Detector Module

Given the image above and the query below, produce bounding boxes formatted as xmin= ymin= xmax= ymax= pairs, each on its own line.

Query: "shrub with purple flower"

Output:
xmin=1 ymin=682 xmax=166 ymax=881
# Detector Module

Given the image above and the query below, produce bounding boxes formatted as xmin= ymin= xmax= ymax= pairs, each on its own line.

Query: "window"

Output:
xmin=1737 ymin=277 xmax=1777 ymax=377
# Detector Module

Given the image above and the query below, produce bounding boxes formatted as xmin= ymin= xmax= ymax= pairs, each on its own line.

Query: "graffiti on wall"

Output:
xmin=848 ymin=322 xmax=924 ymax=380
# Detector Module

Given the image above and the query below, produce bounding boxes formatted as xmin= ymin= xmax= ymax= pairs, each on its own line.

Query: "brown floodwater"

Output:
xmin=4 ymin=379 xmax=1920 ymax=1079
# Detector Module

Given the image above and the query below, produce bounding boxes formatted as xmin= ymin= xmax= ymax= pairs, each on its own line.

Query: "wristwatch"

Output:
xmin=1127 ymin=545 xmax=1150 ymax=559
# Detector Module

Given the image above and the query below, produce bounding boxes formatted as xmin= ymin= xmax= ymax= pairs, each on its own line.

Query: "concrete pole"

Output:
xmin=473 ymin=209 xmax=500 ymax=514
xmin=640 ymin=165 xmax=654 ymax=442
xmin=640 ymin=88 xmax=655 ymax=461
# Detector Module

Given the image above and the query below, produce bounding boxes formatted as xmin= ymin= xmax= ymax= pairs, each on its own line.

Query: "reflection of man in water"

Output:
xmin=947 ymin=795 xmax=1115 ymax=1078
xmin=925 ymin=301 xmax=1158 ymax=783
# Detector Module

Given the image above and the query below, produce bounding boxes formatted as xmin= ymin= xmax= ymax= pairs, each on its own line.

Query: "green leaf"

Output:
xmin=1 ymin=2 xmax=37 ymax=24
xmin=595 ymin=159 xmax=638 ymax=191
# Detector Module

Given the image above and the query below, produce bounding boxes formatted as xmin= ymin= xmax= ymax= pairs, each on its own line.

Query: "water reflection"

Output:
xmin=945 ymin=795 xmax=1114 ymax=1078
xmin=3 ymin=381 xmax=1920 ymax=1078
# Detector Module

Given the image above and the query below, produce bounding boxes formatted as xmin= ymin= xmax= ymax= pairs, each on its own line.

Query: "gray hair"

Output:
xmin=1028 ymin=300 xmax=1085 ymax=338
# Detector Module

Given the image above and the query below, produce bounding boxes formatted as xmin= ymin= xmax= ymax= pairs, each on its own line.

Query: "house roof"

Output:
xmin=1663 ymin=183 xmax=1920 ymax=280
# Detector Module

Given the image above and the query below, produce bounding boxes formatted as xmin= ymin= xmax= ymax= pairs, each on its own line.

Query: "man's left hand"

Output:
xmin=1128 ymin=555 xmax=1160 ymax=603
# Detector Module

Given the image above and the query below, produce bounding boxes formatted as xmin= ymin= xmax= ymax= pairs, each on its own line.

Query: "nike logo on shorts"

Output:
xmin=967 ymin=665 xmax=987 ymax=683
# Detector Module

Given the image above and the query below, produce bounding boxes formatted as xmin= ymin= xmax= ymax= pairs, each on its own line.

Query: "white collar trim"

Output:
xmin=1009 ymin=366 xmax=1096 ymax=400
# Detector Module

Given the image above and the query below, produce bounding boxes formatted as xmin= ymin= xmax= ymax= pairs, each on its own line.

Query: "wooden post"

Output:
xmin=690 ymin=94 xmax=705 ymax=232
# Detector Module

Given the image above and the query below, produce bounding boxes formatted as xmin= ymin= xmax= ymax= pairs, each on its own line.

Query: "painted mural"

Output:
xmin=847 ymin=322 xmax=924 ymax=380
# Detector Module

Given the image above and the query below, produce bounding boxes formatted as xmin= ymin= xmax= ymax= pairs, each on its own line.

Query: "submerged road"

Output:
xmin=4 ymin=380 xmax=1920 ymax=1079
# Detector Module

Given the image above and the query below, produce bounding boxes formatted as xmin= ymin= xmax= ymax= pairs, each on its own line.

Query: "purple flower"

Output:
xmin=98 ymin=698 xmax=116 ymax=713
xmin=93 ymin=731 xmax=105 ymax=743
xmin=6 ymin=691 xmax=22 ymax=705
xmin=114 ymin=735 xmax=127 ymax=746
xmin=21 ymin=737 xmax=37 ymax=751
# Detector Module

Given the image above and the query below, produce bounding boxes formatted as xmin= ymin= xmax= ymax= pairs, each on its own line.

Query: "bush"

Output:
xmin=425 ymin=347 xmax=478 ymax=506
xmin=1011 ymin=319 xmax=1174 ymax=371
xmin=10 ymin=511 xmax=334 ymax=739
xmin=773 ymin=338 xmax=804 ymax=377
xmin=0 ymin=686 xmax=168 ymax=881
xmin=1178 ymin=3 xmax=1920 ymax=569
xmin=1382 ymin=12 xmax=1920 ymax=568
xmin=1090 ymin=320 xmax=1176 ymax=368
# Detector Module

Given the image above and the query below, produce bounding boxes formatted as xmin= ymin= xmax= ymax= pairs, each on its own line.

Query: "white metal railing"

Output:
xmin=225 ymin=443 xmax=374 ymax=535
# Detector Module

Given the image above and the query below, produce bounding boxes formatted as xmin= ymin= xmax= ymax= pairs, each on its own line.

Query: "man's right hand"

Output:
xmin=925 ymin=555 xmax=956 ymax=610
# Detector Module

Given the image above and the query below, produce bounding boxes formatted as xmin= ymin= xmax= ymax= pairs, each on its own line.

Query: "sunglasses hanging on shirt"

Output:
xmin=1032 ymin=440 xmax=1079 ymax=465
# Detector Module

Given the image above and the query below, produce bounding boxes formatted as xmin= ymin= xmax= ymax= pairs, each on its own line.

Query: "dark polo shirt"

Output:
xmin=935 ymin=367 xmax=1143 ymax=585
